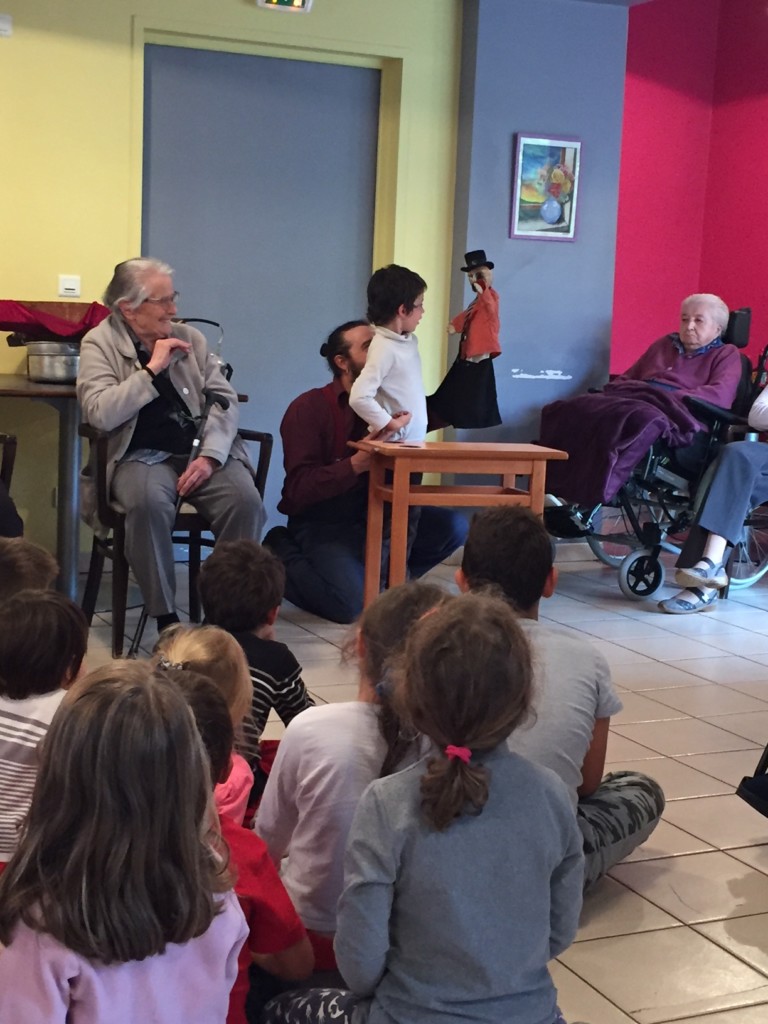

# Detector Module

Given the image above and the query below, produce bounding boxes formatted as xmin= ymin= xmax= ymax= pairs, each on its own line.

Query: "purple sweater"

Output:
xmin=0 ymin=891 xmax=247 ymax=1024
xmin=615 ymin=335 xmax=742 ymax=408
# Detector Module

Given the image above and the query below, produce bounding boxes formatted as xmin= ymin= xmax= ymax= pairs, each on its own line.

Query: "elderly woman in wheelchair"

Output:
xmin=660 ymin=386 xmax=768 ymax=613
xmin=541 ymin=294 xmax=757 ymax=600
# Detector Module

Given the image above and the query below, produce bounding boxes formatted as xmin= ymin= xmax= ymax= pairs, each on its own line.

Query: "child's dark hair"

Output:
xmin=0 ymin=538 xmax=58 ymax=604
xmin=366 ymin=264 xmax=427 ymax=325
xmin=0 ymin=661 xmax=229 ymax=961
xmin=461 ymin=507 xmax=555 ymax=613
xmin=350 ymin=581 xmax=449 ymax=777
xmin=320 ymin=319 xmax=369 ymax=377
xmin=200 ymin=540 xmax=284 ymax=633
xmin=165 ymin=667 xmax=235 ymax=786
xmin=398 ymin=594 xmax=533 ymax=831
xmin=0 ymin=591 xmax=88 ymax=699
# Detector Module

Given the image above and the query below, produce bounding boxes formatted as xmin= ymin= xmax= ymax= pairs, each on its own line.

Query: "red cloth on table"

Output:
xmin=0 ymin=301 xmax=110 ymax=341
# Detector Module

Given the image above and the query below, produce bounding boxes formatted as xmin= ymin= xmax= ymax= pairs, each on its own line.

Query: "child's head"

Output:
xmin=0 ymin=591 xmax=88 ymax=699
xmin=0 ymin=660 xmax=227 ymax=960
xmin=0 ymin=537 xmax=58 ymax=604
xmin=460 ymin=507 xmax=556 ymax=614
xmin=349 ymin=581 xmax=449 ymax=778
xmin=355 ymin=580 xmax=449 ymax=687
xmin=397 ymin=593 xmax=533 ymax=831
xmin=153 ymin=624 xmax=251 ymax=727
xmin=199 ymin=541 xmax=284 ymax=634
xmin=165 ymin=667 xmax=234 ymax=786
xmin=366 ymin=264 xmax=427 ymax=327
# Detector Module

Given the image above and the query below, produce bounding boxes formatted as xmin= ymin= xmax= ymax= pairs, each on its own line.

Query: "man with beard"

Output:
xmin=264 ymin=320 xmax=466 ymax=623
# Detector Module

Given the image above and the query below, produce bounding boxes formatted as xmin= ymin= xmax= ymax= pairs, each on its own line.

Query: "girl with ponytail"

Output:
xmin=262 ymin=593 xmax=585 ymax=1024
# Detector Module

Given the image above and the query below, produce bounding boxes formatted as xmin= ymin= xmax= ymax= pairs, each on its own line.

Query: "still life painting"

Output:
xmin=510 ymin=135 xmax=581 ymax=240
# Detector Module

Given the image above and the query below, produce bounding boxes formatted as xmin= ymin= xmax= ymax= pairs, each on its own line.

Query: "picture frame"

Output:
xmin=510 ymin=135 xmax=581 ymax=241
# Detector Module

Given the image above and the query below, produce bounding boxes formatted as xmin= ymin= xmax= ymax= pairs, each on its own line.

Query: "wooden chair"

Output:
xmin=79 ymin=425 xmax=273 ymax=657
xmin=0 ymin=433 xmax=18 ymax=490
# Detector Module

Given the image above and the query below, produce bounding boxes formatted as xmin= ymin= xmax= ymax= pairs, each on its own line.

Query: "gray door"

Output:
xmin=142 ymin=44 xmax=380 ymax=522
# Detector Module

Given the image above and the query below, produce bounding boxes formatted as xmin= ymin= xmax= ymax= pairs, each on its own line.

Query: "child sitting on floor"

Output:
xmin=0 ymin=592 xmax=88 ymax=872
xmin=0 ymin=661 xmax=247 ymax=1023
xmin=0 ymin=536 xmax=58 ymax=603
xmin=255 ymin=581 xmax=447 ymax=978
xmin=167 ymin=667 xmax=313 ymax=1024
xmin=199 ymin=540 xmax=313 ymax=797
xmin=154 ymin=624 xmax=253 ymax=825
xmin=262 ymin=594 xmax=584 ymax=1024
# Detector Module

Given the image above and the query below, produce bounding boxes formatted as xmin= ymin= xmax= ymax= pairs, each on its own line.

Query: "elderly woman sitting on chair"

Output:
xmin=77 ymin=258 xmax=265 ymax=632
xmin=541 ymin=293 xmax=743 ymax=509
xmin=661 ymin=386 xmax=768 ymax=613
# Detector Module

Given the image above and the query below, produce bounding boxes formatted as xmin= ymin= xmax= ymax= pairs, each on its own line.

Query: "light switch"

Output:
xmin=58 ymin=275 xmax=81 ymax=298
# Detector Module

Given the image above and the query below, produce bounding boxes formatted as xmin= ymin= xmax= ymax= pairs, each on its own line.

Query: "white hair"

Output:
xmin=102 ymin=258 xmax=174 ymax=314
xmin=681 ymin=293 xmax=729 ymax=333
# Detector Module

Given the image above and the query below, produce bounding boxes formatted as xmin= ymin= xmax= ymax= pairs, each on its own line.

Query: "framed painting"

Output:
xmin=510 ymin=135 xmax=581 ymax=241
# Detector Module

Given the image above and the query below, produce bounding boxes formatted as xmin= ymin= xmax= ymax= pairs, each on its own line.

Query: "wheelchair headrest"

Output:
xmin=724 ymin=307 xmax=751 ymax=349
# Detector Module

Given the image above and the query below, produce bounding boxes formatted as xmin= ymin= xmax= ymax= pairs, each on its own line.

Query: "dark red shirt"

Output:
xmin=278 ymin=379 xmax=369 ymax=522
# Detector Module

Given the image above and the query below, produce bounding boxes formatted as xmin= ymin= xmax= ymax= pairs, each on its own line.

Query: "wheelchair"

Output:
xmin=545 ymin=309 xmax=768 ymax=600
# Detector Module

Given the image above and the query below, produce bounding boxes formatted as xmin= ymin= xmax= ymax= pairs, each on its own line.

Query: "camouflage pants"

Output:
xmin=578 ymin=769 xmax=665 ymax=890
xmin=261 ymin=990 xmax=569 ymax=1024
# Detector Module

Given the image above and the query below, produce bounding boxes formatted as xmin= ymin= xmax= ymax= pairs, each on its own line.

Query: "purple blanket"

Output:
xmin=539 ymin=381 xmax=704 ymax=506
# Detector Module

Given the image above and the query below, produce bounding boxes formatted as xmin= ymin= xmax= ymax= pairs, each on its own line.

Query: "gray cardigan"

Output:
xmin=77 ymin=314 xmax=249 ymax=528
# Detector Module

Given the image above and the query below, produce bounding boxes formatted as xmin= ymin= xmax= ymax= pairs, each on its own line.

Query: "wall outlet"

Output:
xmin=58 ymin=274 xmax=81 ymax=298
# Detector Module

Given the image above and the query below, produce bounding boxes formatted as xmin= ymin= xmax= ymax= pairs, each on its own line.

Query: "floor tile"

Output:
xmin=549 ymin=961 xmax=636 ymax=1024
xmin=606 ymin=733 xmax=663 ymax=762
xmin=612 ymin=693 xmax=689 ymax=724
xmin=612 ymin=719 xmax=760 ymax=757
xmin=701 ymin=711 xmax=768 ymax=744
xmin=694 ymin=633 xmax=768 ymax=656
xmin=674 ymin=750 xmax=764 ymax=787
xmin=663 ymin=795 xmax=768 ymax=850
xmin=586 ymin=640 xmax=656 ymax=667
xmin=646 ymin=686 xmax=768 ymax=718
xmin=611 ymin=851 xmax=768 ymax=924
xmin=612 ymin=662 xmax=716 ymax=692
xmin=613 ymin=636 xmax=732 ymax=663
xmin=660 ymin=1006 xmax=768 ymax=1024
xmin=696 ymin=914 xmax=768 ymax=976
xmin=559 ymin=927 xmax=768 ymax=1023
xmin=729 ymin=846 xmax=768 ymax=876
xmin=670 ymin=658 xmax=768 ymax=685
xmin=607 ymin=757 xmax=731 ymax=800
xmin=579 ymin=619 xmax=677 ymax=641
xmin=619 ymin=820 xmax=715 ymax=862
xmin=576 ymin=875 xmax=681 ymax=939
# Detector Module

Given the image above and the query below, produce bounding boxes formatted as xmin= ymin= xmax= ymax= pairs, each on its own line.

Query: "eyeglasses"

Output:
xmin=143 ymin=291 xmax=179 ymax=307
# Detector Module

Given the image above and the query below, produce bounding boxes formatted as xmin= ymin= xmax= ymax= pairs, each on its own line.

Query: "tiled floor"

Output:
xmin=86 ymin=543 xmax=768 ymax=1024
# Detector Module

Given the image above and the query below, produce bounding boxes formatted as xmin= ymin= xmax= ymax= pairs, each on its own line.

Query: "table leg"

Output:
xmin=388 ymin=459 xmax=410 ymax=588
xmin=530 ymin=461 xmax=546 ymax=514
xmin=364 ymin=455 xmax=386 ymax=607
xmin=52 ymin=398 xmax=81 ymax=599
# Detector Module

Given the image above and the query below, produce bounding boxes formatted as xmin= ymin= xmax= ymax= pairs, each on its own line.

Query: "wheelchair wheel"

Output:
xmin=586 ymin=504 xmax=644 ymax=568
xmin=728 ymin=504 xmax=768 ymax=590
xmin=618 ymin=549 xmax=665 ymax=600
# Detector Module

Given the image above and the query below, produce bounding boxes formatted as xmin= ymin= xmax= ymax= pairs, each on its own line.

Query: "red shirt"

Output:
xmin=221 ymin=815 xmax=307 ymax=1024
xmin=277 ymin=379 xmax=368 ymax=522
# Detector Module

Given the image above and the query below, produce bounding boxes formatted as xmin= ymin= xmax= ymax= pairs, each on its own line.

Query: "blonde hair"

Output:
xmin=153 ymin=625 xmax=251 ymax=726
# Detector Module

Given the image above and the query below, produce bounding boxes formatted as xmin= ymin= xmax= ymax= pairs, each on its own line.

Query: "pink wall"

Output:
xmin=610 ymin=0 xmax=720 ymax=372
xmin=701 ymin=1 xmax=768 ymax=363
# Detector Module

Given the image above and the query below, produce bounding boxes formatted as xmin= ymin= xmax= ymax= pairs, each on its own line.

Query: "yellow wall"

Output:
xmin=0 ymin=0 xmax=461 ymax=548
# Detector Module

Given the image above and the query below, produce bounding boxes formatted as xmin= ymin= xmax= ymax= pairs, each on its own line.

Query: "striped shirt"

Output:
xmin=0 ymin=689 xmax=66 ymax=861
xmin=232 ymin=632 xmax=314 ymax=767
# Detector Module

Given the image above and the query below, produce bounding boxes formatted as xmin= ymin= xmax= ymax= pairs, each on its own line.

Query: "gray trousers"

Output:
xmin=578 ymin=770 xmax=665 ymax=890
xmin=678 ymin=440 xmax=768 ymax=567
xmin=111 ymin=455 xmax=265 ymax=616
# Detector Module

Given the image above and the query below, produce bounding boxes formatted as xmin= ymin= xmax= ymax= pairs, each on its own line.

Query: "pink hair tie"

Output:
xmin=445 ymin=745 xmax=472 ymax=764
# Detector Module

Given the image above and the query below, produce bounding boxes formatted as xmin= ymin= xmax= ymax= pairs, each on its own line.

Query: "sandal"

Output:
xmin=675 ymin=556 xmax=729 ymax=590
xmin=658 ymin=587 xmax=719 ymax=614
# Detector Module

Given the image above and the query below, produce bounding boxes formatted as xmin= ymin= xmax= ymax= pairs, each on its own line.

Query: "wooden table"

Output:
xmin=353 ymin=440 xmax=568 ymax=606
xmin=0 ymin=374 xmax=80 ymax=598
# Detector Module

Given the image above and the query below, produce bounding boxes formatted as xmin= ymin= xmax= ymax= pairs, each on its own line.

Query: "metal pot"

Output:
xmin=26 ymin=341 xmax=80 ymax=384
